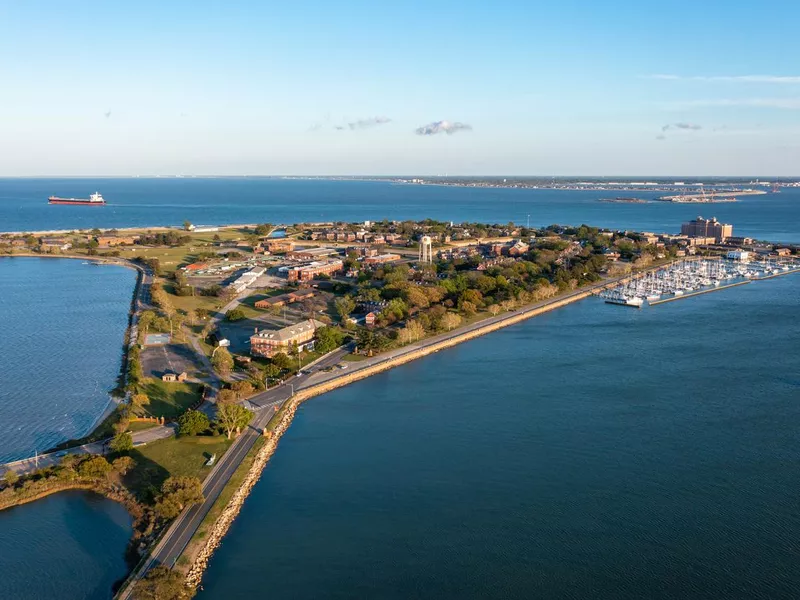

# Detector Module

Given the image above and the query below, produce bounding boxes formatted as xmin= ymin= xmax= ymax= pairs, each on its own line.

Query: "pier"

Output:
xmin=648 ymin=280 xmax=751 ymax=306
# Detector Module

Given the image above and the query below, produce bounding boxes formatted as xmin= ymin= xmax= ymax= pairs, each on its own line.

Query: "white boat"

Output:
xmin=605 ymin=295 xmax=644 ymax=308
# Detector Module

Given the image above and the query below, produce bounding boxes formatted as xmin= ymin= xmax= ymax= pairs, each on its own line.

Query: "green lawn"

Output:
xmin=164 ymin=287 xmax=224 ymax=316
xmin=342 ymin=353 xmax=367 ymax=362
xmin=113 ymin=227 xmax=254 ymax=274
xmin=124 ymin=434 xmax=233 ymax=502
xmin=139 ymin=379 xmax=202 ymax=420
xmin=115 ymin=245 xmax=194 ymax=274
xmin=128 ymin=421 xmax=159 ymax=433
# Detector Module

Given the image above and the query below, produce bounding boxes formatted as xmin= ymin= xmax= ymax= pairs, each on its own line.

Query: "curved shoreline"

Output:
xmin=0 ymin=482 xmax=132 ymax=513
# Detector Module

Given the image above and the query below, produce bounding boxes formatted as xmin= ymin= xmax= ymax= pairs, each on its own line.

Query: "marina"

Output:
xmin=600 ymin=257 xmax=800 ymax=308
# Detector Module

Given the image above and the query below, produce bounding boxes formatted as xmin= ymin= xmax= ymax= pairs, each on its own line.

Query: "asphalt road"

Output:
xmin=116 ymin=398 xmax=284 ymax=600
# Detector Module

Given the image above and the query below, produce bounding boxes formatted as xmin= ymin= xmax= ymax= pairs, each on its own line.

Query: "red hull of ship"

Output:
xmin=48 ymin=198 xmax=105 ymax=205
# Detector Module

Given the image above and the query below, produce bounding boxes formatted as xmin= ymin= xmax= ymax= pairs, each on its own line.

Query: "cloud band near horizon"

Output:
xmin=415 ymin=120 xmax=472 ymax=135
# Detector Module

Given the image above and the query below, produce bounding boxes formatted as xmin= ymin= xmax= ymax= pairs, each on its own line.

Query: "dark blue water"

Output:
xmin=0 ymin=491 xmax=132 ymax=599
xmin=1 ymin=178 xmax=799 ymax=243
xmin=199 ymin=274 xmax=800 ymax=599
xmin=0 ymin=257 xmax=136 ymax=462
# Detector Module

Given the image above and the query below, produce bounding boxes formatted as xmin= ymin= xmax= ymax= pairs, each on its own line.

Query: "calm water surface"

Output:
xmin=0 ymin=491 xmax=132 ymax=599
xmin=0 ymin=257 xmax=135 ymax=462
xmin=1 ymin=178 xmax=799 ymax=242
xmin=199 ymin=275 xmax=800 ymax=600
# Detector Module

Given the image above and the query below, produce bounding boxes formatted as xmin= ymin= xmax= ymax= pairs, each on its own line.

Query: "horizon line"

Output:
xmin=1 ymin=174 xmax=799 ymax=179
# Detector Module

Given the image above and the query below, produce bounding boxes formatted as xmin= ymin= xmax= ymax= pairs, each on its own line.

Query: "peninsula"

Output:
xmin=1 ymin=218 xmax=797 ymax=599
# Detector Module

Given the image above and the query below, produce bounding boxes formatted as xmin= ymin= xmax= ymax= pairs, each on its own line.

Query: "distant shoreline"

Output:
xmin=0 ymin=223 xmax=259 ymax=237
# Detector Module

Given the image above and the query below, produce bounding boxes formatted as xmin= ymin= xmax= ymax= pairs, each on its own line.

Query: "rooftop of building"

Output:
xmin=293 ymin=247 xmax=339 ymax=256
xmin=252 ymin=319 xmax=326 ymax=343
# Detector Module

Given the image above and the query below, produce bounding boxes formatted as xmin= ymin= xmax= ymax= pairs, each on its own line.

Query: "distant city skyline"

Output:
xmin=2 ymin=0 xmax=799 ymax=176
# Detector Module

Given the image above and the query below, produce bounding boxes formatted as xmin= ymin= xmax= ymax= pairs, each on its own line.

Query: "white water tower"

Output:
xmin=419 ymin=235 xmax=433 ymax=264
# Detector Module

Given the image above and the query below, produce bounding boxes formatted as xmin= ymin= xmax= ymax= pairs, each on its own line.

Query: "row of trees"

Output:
xmin=177 ymin=401 xmax=252 ymax=440
xmin=1 ymin=453 xmax=135 ymax=506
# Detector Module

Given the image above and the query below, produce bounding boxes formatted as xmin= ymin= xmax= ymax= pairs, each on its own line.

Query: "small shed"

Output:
xmin=162 ymin=371 xmax=188 ymax=383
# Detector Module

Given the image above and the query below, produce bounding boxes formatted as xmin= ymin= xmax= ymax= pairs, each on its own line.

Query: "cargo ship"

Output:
xmin=48 ymin=192 xmax=106 ymax=206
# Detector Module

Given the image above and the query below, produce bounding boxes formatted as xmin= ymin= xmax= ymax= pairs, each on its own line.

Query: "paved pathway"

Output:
xmin=0 ymin=423 xmax=176 ymax=477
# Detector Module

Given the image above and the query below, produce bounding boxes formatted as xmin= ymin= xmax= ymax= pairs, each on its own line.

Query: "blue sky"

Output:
xmin=1 ymin=0 xmax=799 ymax=176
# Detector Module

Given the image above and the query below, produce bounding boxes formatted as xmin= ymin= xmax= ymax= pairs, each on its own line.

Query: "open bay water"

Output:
xmin=1 ymin=178 xmax=800 ymax=243
xmin=0 ymin=257 xmax=136 ymax=462
xmin=199 ymin=274 xmax=800 ymax=600
xmin=0 ymin=491 xmax=132 ymax=599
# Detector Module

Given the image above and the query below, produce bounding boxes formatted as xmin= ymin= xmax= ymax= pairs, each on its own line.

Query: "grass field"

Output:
xmin=161 ymin=283 xmax=224 ymax=315
xmin=129 ymin=421 xmax=159 ymax=433
xmin=124 ymin=434 xmax=233 ymax=501
xmin=115 ymin=245 xmax=194 ymax=273
xmin=139 ymin=379 xmax=202 ymax=420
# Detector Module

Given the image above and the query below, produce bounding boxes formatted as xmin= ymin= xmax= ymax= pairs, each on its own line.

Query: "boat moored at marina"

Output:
xmin=600 ymin=257 xmax=800 ymax=307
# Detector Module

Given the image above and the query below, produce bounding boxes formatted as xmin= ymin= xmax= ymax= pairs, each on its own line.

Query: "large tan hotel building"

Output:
xmin=680 ymin=216 xmax=733 ymax=243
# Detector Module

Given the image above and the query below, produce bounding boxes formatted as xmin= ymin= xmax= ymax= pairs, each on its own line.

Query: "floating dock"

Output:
xmin=648 ymin=280 xmax=751 ymax=306
xmin=752 ymin=268 xmax=800 ymax=281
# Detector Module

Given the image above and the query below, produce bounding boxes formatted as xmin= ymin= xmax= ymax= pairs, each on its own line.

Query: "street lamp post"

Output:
xmin=289 ymin=383 xmax=294 ymax=397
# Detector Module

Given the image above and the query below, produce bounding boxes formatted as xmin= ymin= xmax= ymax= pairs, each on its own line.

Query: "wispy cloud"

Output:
xmin=665 ymin=98 xmax=800 ymax=110
xmin=662 ymin=122 xmax=702 ymax=132
xmin=415 ymin=120 xmax=472 ymax=136
xmin=310 ymin=115 xmax=391 ymax=132
xmin=345 ymin=116 xmax=391 ymax=130
xmin=648 ymin=74 xmax=800 ymax=84
xmin=655 ymin=134 xmax=666 ymax=141
xmin=104 ymin=110 xmax=112 ymax=118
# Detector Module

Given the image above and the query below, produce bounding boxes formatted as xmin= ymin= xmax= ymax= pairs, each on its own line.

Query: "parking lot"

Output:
xmin=141 ymin=342 xmax=206 ymax=379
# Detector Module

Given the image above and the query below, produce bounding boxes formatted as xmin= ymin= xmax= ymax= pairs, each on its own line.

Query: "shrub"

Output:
xmin=110 ymin=432 xmax=134 ymax=453
xmin=177 ymin=410 xmax=210 ymax=436
xmin=77 ymin=456 xmax=112 ymax=479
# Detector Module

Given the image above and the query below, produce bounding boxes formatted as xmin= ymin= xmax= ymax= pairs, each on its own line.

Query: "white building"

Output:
xmin=727 ymin=250 xmax=750 ymax=262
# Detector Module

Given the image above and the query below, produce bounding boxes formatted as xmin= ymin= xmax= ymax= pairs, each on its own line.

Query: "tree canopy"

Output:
xmin=212 ymin=347 xmax=234 ymax=376
xmin=177 ymin=410 xmax=210 ymax=436
xmin=315 ymin=326 xmax=344 ymax=354
xmin=155 ymin=476 xmax=204 ymax=519
xmin=77 ymin=456 xmax=112 ymax=479
xmin=110 ymin=432 xmax=134 ymax=453
xmin=215 ymin=403 xmax=253 ymax=439
xmin=225 ymin=308 xmax=247 ymax=321
xmin=133 ymin=566 xmax=192 ymax=600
